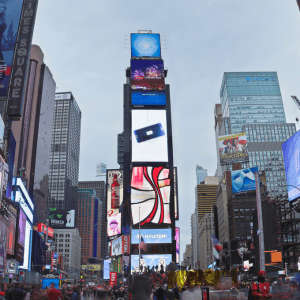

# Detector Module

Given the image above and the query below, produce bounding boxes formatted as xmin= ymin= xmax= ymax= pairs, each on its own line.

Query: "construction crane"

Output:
xmin=291 ymin=96 xmax=300 ymax=123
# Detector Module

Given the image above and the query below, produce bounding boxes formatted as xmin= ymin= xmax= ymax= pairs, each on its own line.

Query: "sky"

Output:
xmin=32 ymin=0 xmax=300 ymax=262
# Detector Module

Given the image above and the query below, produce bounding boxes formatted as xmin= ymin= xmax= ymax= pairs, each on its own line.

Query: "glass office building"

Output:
xmin=48 ymin=92 xmax=81 ymax=213
xmin=196 ymin=165 xmax=208 ymax=184
xmin=220 ymin=72 xmax=286 ymax=133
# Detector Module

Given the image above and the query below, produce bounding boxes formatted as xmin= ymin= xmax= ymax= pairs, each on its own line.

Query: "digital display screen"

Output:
xmin=131 ymin=60 xmax=164 ymax=91
xmin=106 ymin=170 xmax=123 ymax=218
xmin=132 ymin=110 xmax=168 ymax=162
xmin=175 ymin=228 xmax=180 ymax=264
xmin=131 ymin=90 xmax=166 ymax=106
xmin=7 ymin=216 xmax=16 ymax=256
xmin=103 ymin=259 xmax=111 ymax=279
xmin=131 ymin=244 xmax=172 ymax=255
xmin=131 ymin=229 xmax=172 ymax=244
xmin=131 ymin=166 xmax=171 ymax=225
xmin=18 ymin=210 xmax=26 ymax=247
xmin=111 ymin=236 xmax=123 ymax=256
xmin=231 ymin=167 xmax=258 ymax=194
xmin=282 ymin=131 xmax=300 ymax=201
xmin=131 ymin=254 xmax=172 ymax=273
xmin=49 ymin=208 xmax=75 ymax=229
xmin=131 ymin=33 xmax=161 ymax=58
xmin=0 ymin=0 xmax=24 ymax=98
xmin=107 ymin=213 xmax=121 ymax=237
xmin=218 ymin=132 xmax=249 ymax=165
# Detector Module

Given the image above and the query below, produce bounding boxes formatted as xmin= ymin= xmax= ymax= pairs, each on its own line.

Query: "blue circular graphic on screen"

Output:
xmin=131 ymin=34 xmax=161 ymax=58
xmin=53 ymin=253 xmax=58 ymax=259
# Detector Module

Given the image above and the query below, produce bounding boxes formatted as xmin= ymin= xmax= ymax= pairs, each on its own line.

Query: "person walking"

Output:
xmin=46 ymin=283 xmax=63 ymax=300
xmin=5 ymin=283 xmax=26 ymax=300
xmin=251 ymin=271 xmax=273 ymax=299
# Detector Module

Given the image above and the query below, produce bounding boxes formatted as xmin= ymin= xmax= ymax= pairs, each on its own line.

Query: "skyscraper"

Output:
xmin=10 ymin=45 xmax=56 ymax=223
xmin=78 ymin=181 xmax=106 ymax=258
xmin=220 ymin=72 xmax=286 ymax=134
xmin=48 ymin=92 xmax=81 ymax=213
xmin=196 ymin=165 xmax=208 ymax=185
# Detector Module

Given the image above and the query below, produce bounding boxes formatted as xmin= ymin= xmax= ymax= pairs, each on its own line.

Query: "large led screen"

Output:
xmin=111 ymin=236 xmax=122 ymax=256
xmin=231 ymin=167 xmax=258 ymax=194
xmin=131 ymin=33 xmax=161 ymax=58
xmin=282 ymin=130 xmax=300 ymax=201
xmin=107 ymin=213 xmax=121 ymax=237
xmin=106 ymin=170 xmax=123 ymax=218
xmin=131 ymin=229 xmax=172 ymax=244
xmin=131 ymin=60 xmax=165 ymax=91
xmin=175 ymin=228 xmax=180 ymax=264
xmin=0 ymin=0 xmax=24 ymax=97
xmin=49 ymin=208 xmax=75 ymax=229
xmin=132 ymin=110 xmax=168 ymax=162
xmin=103 ymin=259 xmax=111 ymax=279
xmin=131 ymin=166 xmax=171 ymax=225
xmin=131 ymin=254 xmax=172 ymax=273
xmin=218 ymin=132 xmax=249 ymax=165
xmin=19 ymin=209 xmax=26 ymax=246
xmin=131 ymin=90 xmax=166 ymax=106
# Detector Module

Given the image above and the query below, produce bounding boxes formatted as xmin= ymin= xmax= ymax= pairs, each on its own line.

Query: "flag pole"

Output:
xmin=139 ymin=206 xmax=141 ymax=274
xmin=211 ymin=206 xmax=214 ymax=271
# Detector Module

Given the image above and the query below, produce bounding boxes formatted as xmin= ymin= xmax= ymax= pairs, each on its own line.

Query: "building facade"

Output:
xmin=77 ymin=189 xmax=96 ymax=264
xmin=220 ymin=72 xmax=286 ymax=134
xmin=191 ymin=212 xmax=198 ymax=268
xmin=48 ymin=92 xmax=81 ymax=213
xmin=199 ymin=213 xmax=214 ymax=270
xmin=196 ymin=165 xmax=208 ymax=185
xmin=78 ymin=181 xmax=106 ymax=258
xmin=53 ymin=228 xmax=81 ymax=279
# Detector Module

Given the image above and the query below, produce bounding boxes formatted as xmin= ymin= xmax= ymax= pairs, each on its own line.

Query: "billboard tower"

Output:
xmin=107 ymin=31 xmax=179 ymax=274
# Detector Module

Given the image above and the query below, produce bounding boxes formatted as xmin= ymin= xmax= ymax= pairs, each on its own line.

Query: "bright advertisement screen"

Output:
xmin=107 ymin=213 xmax=121 ymax=237
xmin=106 ymin=170 xmax=123 ymax=218
xmin=175 ymin=228 xmax=180 ymax=264
xmin=131 ymin=229 xmax=172 ymax=244
xmin=132 ymin=110 xmax=168 ymax=162
xmin=111 ymin=236 xmax=123 ymax=256
xmin=18 ymin=209 xmax=26 ymax=246
xmin=132 ymin=90 xmax=166 ymax=106
xmin=231 ymin=167 xmax=258 ymax=194
xmin=282 ymin=131 xmax=300 ymax=201
xmin=218 ymin=132 xmax=249 ymax=165
xmin=0 ymin=0 xmax=24 ymax=98
xmin=131 ymin=60 xmax=165 ymax=91
xmin=131 ymin=33 xmax=161 ymax=58
xmin=7 ymin=216 xmax=16 ymax=255
xmin=131 ymin=254 xmax=172 ymax=273
xmin=103 ymin=259 xmax=111 ymax=279
xmin=131 ymin=166 xmax=171 ymax=225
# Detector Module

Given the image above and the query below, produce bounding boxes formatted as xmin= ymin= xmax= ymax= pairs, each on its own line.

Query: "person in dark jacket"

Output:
xmin=6 ymin=283 xmax=26 ymax=300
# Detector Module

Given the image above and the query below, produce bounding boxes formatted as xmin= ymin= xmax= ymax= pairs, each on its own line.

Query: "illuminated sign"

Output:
xmin=55 ymin=93 xmax=71 ymax=100
xmin=231 ymin=167 xmax=258 ymax=194
xmin=48 ymin=208 xmax=75 ymax=228
xmin=131 ymin=90 xmax=166 ymax=106
xmin=131 ymin=33 xmax=161 ymax=58
xmin=37 ymin=223 xmax=53 ymax=238
xmin=103 ymin=259 xmax=111 ymax=279
xmin=131 ymin=229 xmax=172 ymax=244
xmin=131 ymin=254 xmax=172 ymax=273
xmin=246 ymin=77 xmax=275 ymax=82
xmin=107 ymin=213 xmax=121 ymax=237
xmin=106 ymin=170 xmax=123 ymax=218
xmin=175 ymin=228 xmax=180 ymax=264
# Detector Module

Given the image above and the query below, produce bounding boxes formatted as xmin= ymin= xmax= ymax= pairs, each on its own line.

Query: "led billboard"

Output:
xmin=103 ymin=259 xmax=111 ymax=279
xmin=131 ymin=90 xmax=166 ymax=106
xmin=131 ymin=229 xmax=172 ymax=244
xmin=218 ymin=132 xmax=249 ymax=165
xmin=111 ymin=236 xmax=123 ymax=256
xmin=131 ymin=33 xmax=161 ymax=58
xmin=132 ymin=110 xmax=168 ymax=162
xmin=131 ymin=166 xmax=171 ymax=225
xmin=282 ymin=131 xmax=300 ymax=201
xmin=175 ymin=228 xmax=180 ymax=264
xmin=231 ymin=167 xmax=258 ymax=194
xmin=131 ymin=254 xmax=172 ymax=273
xmin=7 ymin=215 xmax=16 ymax=255
xmin=107 ymin=213 xmax=121 ymax=237
xmin=106 ymin=170 xmax=123 ymax=218
xmin=0 ymin=219 xmax=7 ymax=272
xmin=0 ymin=0 xmax=24 ymax=98
xmin=131 ymin=60 xmax=165 ymax=91
xmin=48 ymin=208 xmax=75 ymax=229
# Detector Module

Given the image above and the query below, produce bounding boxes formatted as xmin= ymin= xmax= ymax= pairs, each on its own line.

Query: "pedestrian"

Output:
xmin=46 ymin=283 xmax=63 ymax=300
xmin=5 ymin=282 xmax=26 ymax=300
xmin=131 ymin=275 xmax=151 ymax=300
xmin=70 ymin=287 xmax=80 ymax=300
xmin=30 ymin=285 xmax=46 ymax=300
xmin=250 ymin=271 xmax=273 ymax=299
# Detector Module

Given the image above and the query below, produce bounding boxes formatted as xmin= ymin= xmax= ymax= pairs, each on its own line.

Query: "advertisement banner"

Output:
xmin=37 ymin=223 xmax=53 ymax=237
xmin=7 ymin=0 xmax=39 ymax=117
xmin=175 ymin=228 xmax=180 ymax=264
xmin=0 ymin=218 xmax=7 ymax=272
xmin=131 ymin=254 xmax=172 ymax=274
xmin=7 ymin=215 xmax=16 ymax=255
xmin=103 ymin=259 xmax=111 ymax=280
xmin=131 ymin=90 xmax=166 ymax=106
xmin=131 ymin=60 xmax=165 ymax=91
xmin=107 ymin=213 xmax=121 ymax=237
xmin=106 ymin=170 xmax=123 ymax=218
xmin=111 ymin=236 xmax=123 ymax=257
xmin=18 ymin=209 xmax=26 ymax=246
xmin=48 ymin=208 xmax=75 ymax=228
xmin=0 ymin=115 xmax=4 ymax=149
xmin=131 ymin=33 xmax=161 ymax=58
xmin=109 ymin=272 xmax=117 ymax=287
xmin=218 ymin=132 xmax=249 ymax=165
xmin=0 ymin=0 xmax=24 ymax=98
xmin=131 ymin=166 xmax=171 ymax=225
xmin=131 ymin=229 xmax=172 ymax=244
xmin=282 ymin=131 xmax=300 ymax=201
xmin=122 ymin=235 xmax=130 ymax=254
xmin=132 ymin=110 xmax=168 ymax=162
xmin=231 ymin=167 xmax=258 ymax=194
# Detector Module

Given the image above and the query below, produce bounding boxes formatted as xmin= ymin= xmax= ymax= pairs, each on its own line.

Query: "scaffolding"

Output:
xmin=273 ymin=195 xmax=300 ymax=271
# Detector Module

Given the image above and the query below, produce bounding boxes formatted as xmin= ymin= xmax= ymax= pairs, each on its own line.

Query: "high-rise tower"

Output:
xmin=48 ymin=92 xmax=81 ymax=213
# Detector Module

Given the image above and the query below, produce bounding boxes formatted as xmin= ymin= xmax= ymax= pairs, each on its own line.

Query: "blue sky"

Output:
xmin=32 ymin=0 xmax=300 ymax=262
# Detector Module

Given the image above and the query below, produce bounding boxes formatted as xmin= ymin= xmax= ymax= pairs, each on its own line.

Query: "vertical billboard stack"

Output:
xmin=129 ymin=31 xmax=178 ymax=273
